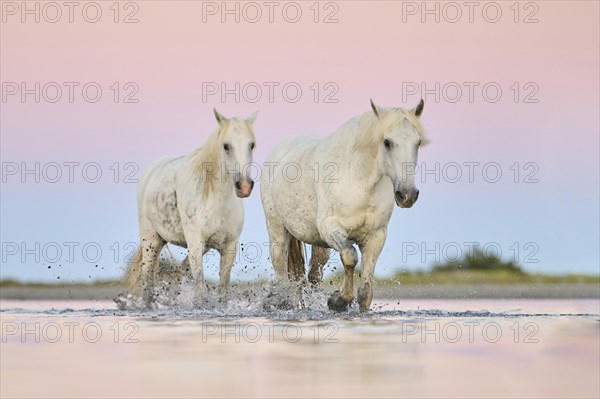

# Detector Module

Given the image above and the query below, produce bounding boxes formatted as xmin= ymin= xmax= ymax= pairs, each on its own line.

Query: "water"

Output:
xmin=1 ymin=298 xmax=598 ymax=398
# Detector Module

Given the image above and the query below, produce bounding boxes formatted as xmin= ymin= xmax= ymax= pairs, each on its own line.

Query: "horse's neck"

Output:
xmin=343 ymin=123 xmax=385 ymax=191
xmin=350 ymin=147 xmax=384 ymax=190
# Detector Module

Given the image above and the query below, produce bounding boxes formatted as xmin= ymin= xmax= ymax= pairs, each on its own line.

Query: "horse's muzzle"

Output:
xmin=235 ymin=179 xmax=254 ymax=198
xmin=395 ymin=189 xmax=419 ymax=208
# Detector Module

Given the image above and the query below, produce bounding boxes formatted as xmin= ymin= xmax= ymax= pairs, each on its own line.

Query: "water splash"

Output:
xmin=114 ymin=278 xmax=331 ymax=315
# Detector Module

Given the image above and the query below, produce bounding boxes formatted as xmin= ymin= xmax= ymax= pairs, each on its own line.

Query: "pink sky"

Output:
xmin=1 ymin=1 xmax=598 ymax=280
xmin=2 ymin=2 xmax=598 ymax=161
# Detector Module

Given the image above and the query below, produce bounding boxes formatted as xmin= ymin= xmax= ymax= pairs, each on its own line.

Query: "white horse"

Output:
xmin=124 ymin=109 xmax=257 ymax=308
xmin=261 ymin=100 xmax=427 ymax=312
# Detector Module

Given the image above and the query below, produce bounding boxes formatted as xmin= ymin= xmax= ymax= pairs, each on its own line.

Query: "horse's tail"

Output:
xmin=287 ymin=235 xmax=306 ymax=281
xmin=123 ymin=248 xmax=143 ymax=296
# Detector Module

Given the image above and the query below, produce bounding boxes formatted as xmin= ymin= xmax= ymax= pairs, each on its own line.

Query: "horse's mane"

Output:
xmin=353 ymin=108 xmax=429 ymax=151
xmin=192 ymin=118 xmax=255 ymax=197
xmin=192 ymin=128 xmax=221 ymax=197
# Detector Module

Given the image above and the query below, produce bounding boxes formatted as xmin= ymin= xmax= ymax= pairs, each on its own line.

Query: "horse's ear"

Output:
xmin=412 ymin=99 xmax=424 ymax=118
xmin=370 ymin=99 xmax=381 ymax=118
xmin=214 ymin=108 xmax=228 ymax=126
xmin=247 ymin=111 xmax=258 ymax=125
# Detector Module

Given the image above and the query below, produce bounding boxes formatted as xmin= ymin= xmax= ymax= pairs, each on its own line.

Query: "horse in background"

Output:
xmin=123 ymin=109 xmax=258 ymax=308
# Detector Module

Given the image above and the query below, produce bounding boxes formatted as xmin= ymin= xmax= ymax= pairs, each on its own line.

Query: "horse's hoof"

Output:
xmin=114 ymin=294 xmax=129 ymax=310
xmin=358 ymin=303 xmax=370 ymax=313
xmin=263 ymin=292 xmax=296 ymax=311
xmin=327 ymin=290 xmax=351 ymax=312
xmin=192 ymin=286 xmax=209 ymax=309
xmin=142 ymin=296 xmax=153 ymax=310
xmin=357 ymin=286 xmax=372 ymax=313
xmin=193 ymin=295 xmax=213 ymax=309
xmin=143 ymin=299 xmax=156 ymax=310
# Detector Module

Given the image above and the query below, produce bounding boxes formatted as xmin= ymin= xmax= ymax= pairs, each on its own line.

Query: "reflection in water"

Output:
xmin=1 ymin=299 xmax=599 ymax=398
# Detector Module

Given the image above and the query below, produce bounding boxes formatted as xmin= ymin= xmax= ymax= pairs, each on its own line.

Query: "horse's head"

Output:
xmin=214 ymin=108 xmax=258 ymax=198
xmin=370 ymin=99 xmax=427 ymax=208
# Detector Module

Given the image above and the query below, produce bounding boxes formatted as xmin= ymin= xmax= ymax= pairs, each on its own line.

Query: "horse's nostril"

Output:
xmin=414 ymin=190 xmax=420 ymax=202
xmin=396 ymin=191 xmax=405 ymax=201
xmin=235 ymin=181 xmax=241 ymax=190
xmin=249 ymin=180 xmax=255 ymax=189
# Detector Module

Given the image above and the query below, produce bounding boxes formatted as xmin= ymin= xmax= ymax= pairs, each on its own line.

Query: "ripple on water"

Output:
xmin=1 ymin=281 xmax=598 ymax=321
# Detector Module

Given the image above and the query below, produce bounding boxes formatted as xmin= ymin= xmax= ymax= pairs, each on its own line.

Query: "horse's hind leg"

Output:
xmin=308 ymin=246 xmax=330 ymax=285
xmin=265 ymin=216 xmax=290 ymax=281
xmin=288 ymin=236 xmax=305 ymax=281
xmin=185 ymin=241 xmax=207 ymax=306
xmin=178 ymin=255 xmax=192 ymax=284
xmin=139 ymin=230 xmax=165 ymax=307
xmin=218 ymin=241 xmax=238 ymax=301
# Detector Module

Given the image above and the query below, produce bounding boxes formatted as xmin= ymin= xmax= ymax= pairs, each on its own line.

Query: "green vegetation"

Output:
xmin=431 ymin=248 xmax=523 ymax=273
xmin=385 ymin=270 xmax=599 ymax=285
xmin=326 ymin=249 xmax=599 ymax=286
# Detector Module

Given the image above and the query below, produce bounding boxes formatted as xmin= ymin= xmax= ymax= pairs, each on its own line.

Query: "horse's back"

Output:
xmin=138 ymin=157 xmax=183 ymax=201
xmin=261 ymin=136 xmax=330 ymax=245
xmin=262 ymin=135 xmax=322 ymax=198
xmin=261 ymin=135 xmax=321 ymax=202
xmin=262 ymin=120 xmax=360 ymax=198
xmin=138 ymin=156 xmax=187 ymax=245
xmin=264 ymin=136 xmax=320 ymax=164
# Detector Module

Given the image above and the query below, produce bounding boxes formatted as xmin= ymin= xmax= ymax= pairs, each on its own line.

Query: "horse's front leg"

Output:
xmin=139 ymin=232 xmax=165 ymax=308
xmin=320 ymin=218 xmax=358 ymax=312
xmin=357 ymin=228 xmax=386 ymax=312
xmin=218 ymin=241 xmax=238 ymax=303
xmin=187 ymin=239 xmax=207 ymax=306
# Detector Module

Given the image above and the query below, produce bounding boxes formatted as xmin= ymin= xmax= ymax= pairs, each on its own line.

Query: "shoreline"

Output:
xmin=1 ymin=283 xmax=598 ymax=301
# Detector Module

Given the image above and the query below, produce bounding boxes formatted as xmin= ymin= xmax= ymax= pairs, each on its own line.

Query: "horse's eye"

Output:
xmin=418 ymin=140 xmax=422 ymax=147
xmin=223 ymin=143 xmax=230 ymax=152
xmin=250 ymin=142 xmax=255 ymax=150
xmin=383 ymin=139 xmax=391 ymax=149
